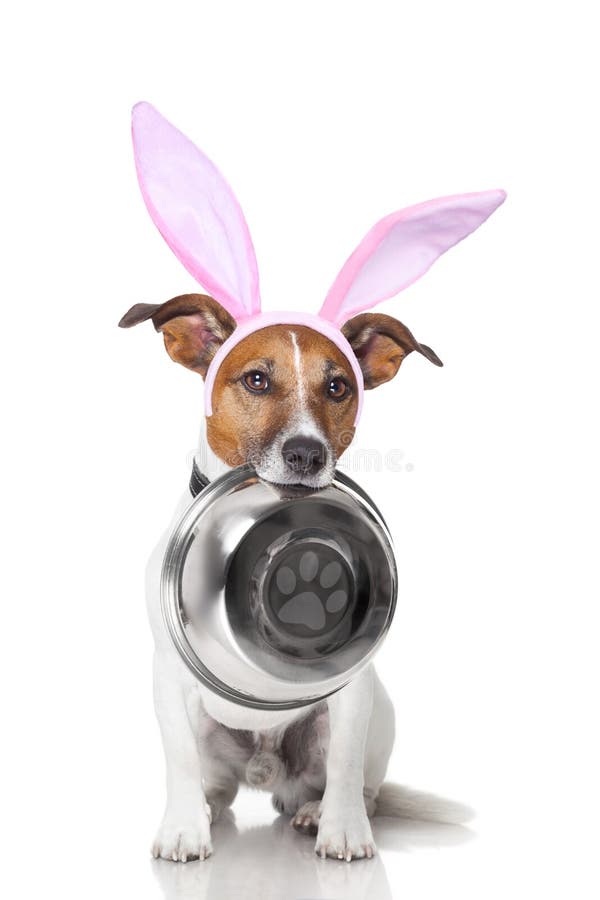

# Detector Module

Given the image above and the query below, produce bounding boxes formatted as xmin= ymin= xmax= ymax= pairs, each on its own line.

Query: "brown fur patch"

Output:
xmin=206 ymin=325 xmax=359 ymax=468
xmin=118 ymin=293 xmax=236 ymax=377
xmin=342 ymin=312 xmax=442 ymax=389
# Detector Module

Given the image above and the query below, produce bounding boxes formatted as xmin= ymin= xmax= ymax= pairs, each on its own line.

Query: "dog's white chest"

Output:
xmin=198 ymin=684 xmax=315 ymax=732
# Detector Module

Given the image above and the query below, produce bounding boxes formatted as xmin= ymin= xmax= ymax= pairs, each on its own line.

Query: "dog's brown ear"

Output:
xmin=118 ymin=294 xmax=236 ymax=378
xmin=342 ymin=312 xmax=443 ymax=389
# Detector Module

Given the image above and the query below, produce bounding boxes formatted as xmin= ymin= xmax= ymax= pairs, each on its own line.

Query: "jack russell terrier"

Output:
xmin=120 ymin=102 xmax=505 ymax=863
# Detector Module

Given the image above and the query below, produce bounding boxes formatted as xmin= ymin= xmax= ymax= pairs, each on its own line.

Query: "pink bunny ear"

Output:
xmin=131 ymin=102 xmax=260 ymax=321
xmin=319 ymin=190 xmax=506 ymax=326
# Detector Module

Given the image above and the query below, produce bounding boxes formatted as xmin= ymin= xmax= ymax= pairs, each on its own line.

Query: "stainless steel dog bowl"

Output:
xmin=161 ymin=466 xmax=397 ymax=710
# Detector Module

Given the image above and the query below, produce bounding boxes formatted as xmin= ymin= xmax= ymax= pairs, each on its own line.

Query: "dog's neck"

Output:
xmin=194 ymin=416 xmax=231 ymax=483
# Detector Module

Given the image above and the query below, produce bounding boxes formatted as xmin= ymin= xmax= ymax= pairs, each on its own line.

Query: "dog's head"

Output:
xmin=119 ymin=294 xmax=442 ymax=487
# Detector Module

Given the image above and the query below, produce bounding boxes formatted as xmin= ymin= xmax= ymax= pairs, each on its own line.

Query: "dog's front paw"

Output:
xmin=152 ymin=810 xmax=212 ymax=862
xmin=315 ymin=806 xmax=376 ymax=862
xmin=291 ymin=800 xmax=321 ymax=835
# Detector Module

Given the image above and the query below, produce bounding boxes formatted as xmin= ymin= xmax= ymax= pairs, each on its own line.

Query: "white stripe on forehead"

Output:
xmin=289 ymin=331 xmax=306 ymax=409
xmin=288 ymin=330 xmax=323 ymax=440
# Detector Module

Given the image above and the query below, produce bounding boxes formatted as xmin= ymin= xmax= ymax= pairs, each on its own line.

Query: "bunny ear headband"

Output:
xmin=132 ymin=102 xmax=506 ymax=426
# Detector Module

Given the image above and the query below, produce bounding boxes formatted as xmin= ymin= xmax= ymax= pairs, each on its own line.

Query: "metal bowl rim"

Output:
xmin=160 ymin=466 xmax=396 ymax=710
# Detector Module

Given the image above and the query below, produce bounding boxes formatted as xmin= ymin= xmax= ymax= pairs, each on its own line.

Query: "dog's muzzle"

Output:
xmin=161 ymin=466 xmax=397 ymax=710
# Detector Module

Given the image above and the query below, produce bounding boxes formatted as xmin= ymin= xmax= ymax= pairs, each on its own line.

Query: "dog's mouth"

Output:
xmin=256 ymin=468 xmax=334 ymax=492
xmin=263 ymin=473 xmax=334 ymax=496
xmin=264 ymin=480 xmax=320 ymax=498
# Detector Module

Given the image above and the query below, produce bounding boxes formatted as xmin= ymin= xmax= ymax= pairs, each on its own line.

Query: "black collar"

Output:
xmin=189 ymin=461 xmax=211 ymax=497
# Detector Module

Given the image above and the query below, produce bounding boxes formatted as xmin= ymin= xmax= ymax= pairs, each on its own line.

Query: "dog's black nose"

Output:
xmin=282 ymin=436 xmax=327 ymax=475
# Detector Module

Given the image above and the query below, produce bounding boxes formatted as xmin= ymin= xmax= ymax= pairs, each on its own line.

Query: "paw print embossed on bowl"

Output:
xmin=270 ymin=546 xmax=352 ymax=635
xmin=275 ymin=549 xmax=349 ymax=630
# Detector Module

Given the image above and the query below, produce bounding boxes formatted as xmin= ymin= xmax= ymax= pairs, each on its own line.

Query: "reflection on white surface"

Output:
xmin=151 ymin=805 xmax=473 ymax=900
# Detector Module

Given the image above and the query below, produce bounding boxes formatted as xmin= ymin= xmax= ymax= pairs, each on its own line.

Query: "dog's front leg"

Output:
xmin=151 ymin=652 xmax=212 ymax=862
xmin=316 ymin=665 xmax=376 ymax=861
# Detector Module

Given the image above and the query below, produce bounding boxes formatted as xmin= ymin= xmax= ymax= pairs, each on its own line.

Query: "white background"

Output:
xmin=2 ymin=2 xmax=599 ymax=898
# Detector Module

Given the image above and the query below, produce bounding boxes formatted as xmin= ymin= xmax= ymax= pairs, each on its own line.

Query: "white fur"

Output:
xmin=290 ymin=330 xmax=306 ymax=408
xmin=147 ymin=380 xmax=397 ymax=863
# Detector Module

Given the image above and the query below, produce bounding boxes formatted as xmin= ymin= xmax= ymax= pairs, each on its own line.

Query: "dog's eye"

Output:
xmin=327 ymin=377 xmax=349 ymax=401
xmin=243 ymin=370 xmax=270 ymax=393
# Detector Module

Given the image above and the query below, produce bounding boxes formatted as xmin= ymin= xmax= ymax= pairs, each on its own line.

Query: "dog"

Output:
xmin=121 ymin=297 xmax=449 ymax=862
xmin=121 ymin=101 xmax=504 ymax=863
